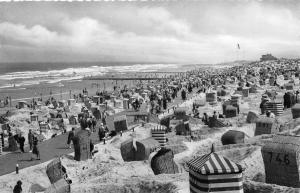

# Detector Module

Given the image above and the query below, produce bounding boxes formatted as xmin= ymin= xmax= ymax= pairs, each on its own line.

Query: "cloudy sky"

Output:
xmin=0 ymin=0 xmax=300 ymax=64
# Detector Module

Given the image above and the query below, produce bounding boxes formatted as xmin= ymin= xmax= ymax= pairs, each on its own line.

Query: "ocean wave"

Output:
xmin=0 ymin=87 xmax=26 ymax=91
xmin=0 ymin=63 xmax=178 ymax=80
xmin=67 ymin=79 xmax=83 ymax=82
xmin=16 ymin=80 xmax=40 ymax=87
xmin=0 ymin=83 xmax=26 ymax=90
xmin=0 ymin=84 xmax=14 ymax=89
xmin=0 ymin=63 xmax=179 ymax=88
xmin=45 ymin=76 xmax=83 ymax=84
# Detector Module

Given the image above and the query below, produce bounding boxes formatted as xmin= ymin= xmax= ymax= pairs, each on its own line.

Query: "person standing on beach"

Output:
xmin=67 ymin=128 xmax=75 ymax=149
xmin=162 ymin=97 xmax=167 ymax=110
xmin=157 ymin=98 xmax=162 ymax=108
xmin=5 ymin=97 xmax=9 ymax=106
xmin=101 ymin=114 xmax=106 ymax=125
xmin=90 ymin=140 xmax=94 ymax=157
xmin=171 ymin=90 xmax=176 ymax=100
xmin=167 ymin=92 xmax=171 ymax=103
xmin=98 ymin=123 xmax=105 ymax=141
xmin=32 ymin=136 xmax=40 ymax=160
xmin=202 ymin=113 xmax=209 ymax=125
xmin=213 ymin=111 xmax=218 ymax=119
xmin=87 ymin=118 xmax=92 ymax=131
xmin=28 ymin=130 xmax=34 ymax=151
xmin=181 ymin=89 xmax=186 ymax=101
xmin=18 ymin=134 xmax=25 ymax=153
xmin=92 ymin=117 xmax=97 ymax=133
xmin=188 ymin=84 xmax=193 ymax=93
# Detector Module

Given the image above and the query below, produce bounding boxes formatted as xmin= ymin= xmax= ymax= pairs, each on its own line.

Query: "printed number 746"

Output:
xmin=268 ymin=152 xmax=290 ymax=165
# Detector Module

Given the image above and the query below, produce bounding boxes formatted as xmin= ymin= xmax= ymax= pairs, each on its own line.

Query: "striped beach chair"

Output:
xmin=264 ymin=101 xmax=284 ymax=116
xmin=187 ymin=151 xmax=244 ymax=193
xmin=151 ymin=125 xmax=167 ymax=147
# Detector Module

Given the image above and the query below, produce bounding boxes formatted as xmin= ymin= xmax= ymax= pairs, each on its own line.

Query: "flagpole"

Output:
xmin=236 ymin=43 xmax=241 ymax=61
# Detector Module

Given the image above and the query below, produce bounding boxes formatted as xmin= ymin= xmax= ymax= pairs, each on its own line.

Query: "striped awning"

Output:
xmin=151 ymin=125 xmax=167 ymax=131
xmin=264 ymin=102 xmax=283 ymax=116
xmin=187 ymin=153 xmax=244 ymax=175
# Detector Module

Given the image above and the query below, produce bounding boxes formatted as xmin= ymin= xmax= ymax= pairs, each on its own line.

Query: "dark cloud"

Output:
xmin=0 ymin=1 xmax=300 ymax=63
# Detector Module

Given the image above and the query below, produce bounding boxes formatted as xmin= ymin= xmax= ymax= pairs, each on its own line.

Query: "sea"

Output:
xmin=0 ymin=62 xmax=209 ymax=103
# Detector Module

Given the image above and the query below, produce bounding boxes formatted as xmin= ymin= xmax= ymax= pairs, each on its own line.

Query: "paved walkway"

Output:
xmin=0 ymin=128 xmax=101 ymax=176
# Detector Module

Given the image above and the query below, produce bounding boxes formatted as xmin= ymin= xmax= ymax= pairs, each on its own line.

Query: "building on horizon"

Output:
xmin=260 ymin=54 xmax=277 ymax=62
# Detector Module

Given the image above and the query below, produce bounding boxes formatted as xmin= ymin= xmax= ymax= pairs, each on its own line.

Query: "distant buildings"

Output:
xmin=260 ymin=54 xmax=277 ymax=62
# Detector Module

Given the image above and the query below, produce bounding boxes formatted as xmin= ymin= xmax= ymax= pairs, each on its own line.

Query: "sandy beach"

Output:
xmin=2 ymin=1 xmax=300 ymax=193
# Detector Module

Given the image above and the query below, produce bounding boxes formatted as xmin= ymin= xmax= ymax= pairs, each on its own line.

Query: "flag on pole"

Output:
xmin=237 ymin=43 xmax=240 ymax=49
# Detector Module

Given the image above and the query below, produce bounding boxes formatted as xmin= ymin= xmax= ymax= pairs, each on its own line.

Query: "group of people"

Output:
xmin=9 ymin=129 xmax=40 ymax=160
xmin=67 ymin=102 xmax=110 ymax=156
xmin=8 ymin=58 xmax=300 ymax=193
xmin=67 ymin=122 xmax=107 ymax=158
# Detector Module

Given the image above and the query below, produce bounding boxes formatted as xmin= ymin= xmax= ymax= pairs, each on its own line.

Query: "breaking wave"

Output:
xmin=0 ymin=63 xmax=178 ymax=89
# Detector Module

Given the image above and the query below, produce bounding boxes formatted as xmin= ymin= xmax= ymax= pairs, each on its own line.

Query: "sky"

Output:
xmin=0 ymin=0 xmax=300 ymax=64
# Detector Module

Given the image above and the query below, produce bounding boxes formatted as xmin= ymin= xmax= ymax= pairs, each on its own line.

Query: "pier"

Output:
xmin=84 ymin=77 xmax=166 ymax=81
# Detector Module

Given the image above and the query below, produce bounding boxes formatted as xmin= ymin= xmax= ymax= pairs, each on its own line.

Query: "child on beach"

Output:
xmin=13 ymin=180 xmax=22 ymax=193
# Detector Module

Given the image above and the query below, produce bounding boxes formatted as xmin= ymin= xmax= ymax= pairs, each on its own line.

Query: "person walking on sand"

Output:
xmin=87 ymin=118 xmax=93 ymax=132
xmin=101 ymin=113 xmax=106 ymax=126
xmin=202 ymin=113 xmax=209 ymax=125
xmin=13 ymin=180 xmax=22 ymax=193
xmin=181 ymin=89 xmax=186 ymax=101
xmin=28 ymin=129 xmax=34 ymax=151
xmin=32 ymin=136 xmax=40 ymax=160
xmin=92 ymin=117 xmax=97 ymax=133
xmin=67 ymin=128 xmax=75 ymax=149
xmin=90 ymin=140 xmax=94 ymax=157
xmin=98 ymin=123 xmax=105 ymax=141
xmin=213 ymin=111 xmax=218 ymax=119
xmin=162 ymin=97 xmax=167 ymax=110
xmin=18 ymin=134 xmax=25 ymax=153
